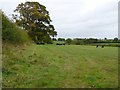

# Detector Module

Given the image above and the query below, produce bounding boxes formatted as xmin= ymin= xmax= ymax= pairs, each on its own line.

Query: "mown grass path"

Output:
xmin=3 ymin=45 xmax=118 ymax=88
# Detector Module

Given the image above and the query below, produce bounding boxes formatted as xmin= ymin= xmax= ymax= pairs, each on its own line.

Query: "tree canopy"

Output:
xmin=66 ymin=38 xmax=72 ymax=45
xmin=12 ymin=1 xmax=57 ymax=43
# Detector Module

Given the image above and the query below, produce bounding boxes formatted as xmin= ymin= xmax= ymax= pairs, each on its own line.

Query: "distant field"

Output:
xmin=2 ymin=44 xmax=118 ymax=88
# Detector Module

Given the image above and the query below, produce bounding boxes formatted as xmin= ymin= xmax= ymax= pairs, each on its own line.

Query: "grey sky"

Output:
xmin=0 ymin=0 xmax=119 ymax=39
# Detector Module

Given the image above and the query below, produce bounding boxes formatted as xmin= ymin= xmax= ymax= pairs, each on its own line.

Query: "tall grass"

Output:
xmin=2 ymin=45 xmax=118 ymax=88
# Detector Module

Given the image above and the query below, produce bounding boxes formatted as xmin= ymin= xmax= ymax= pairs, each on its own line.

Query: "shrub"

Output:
xmin=2 ymin=12 xmax=31 ymax=44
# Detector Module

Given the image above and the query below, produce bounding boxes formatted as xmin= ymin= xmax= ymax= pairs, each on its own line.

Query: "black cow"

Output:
xmin=56 ymin=43 xmax=62 ymax=45
xmin=36 ymin=42 xmax=45 ymax=45
xmin=36 ymin=42 xmax=40 ymax=45
xmin=102 ymin=45 xmax=104 ymax=48
xmin=96 ymin=45 xmax=98 ymax=48
xmin=40 ymin=42 xmax=45 ymax=45
xmin=63 ymin=43 xmax=65 ymax=45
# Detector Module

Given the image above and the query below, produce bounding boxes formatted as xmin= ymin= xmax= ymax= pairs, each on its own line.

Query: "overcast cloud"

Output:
xmin=0 ymin=0 xmax=119 ymax=39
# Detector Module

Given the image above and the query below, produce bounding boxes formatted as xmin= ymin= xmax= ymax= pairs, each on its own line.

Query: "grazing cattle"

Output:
xmin=40 ymin=42 xmax=45 ymax=45
xmin=36 ymin=42 xmax=45 ymax=45
xmin=96 ymin=45 xmax=98 ymax=48
xmin=36 ymin=42 xmax=40 ymax=45
xmin=56 ymin=43 xmax=62 ymax=45
xmin=63 ymin=43 xmax=65 ymax=45
xmin=102 ymin=45 xmax=104 ymax=48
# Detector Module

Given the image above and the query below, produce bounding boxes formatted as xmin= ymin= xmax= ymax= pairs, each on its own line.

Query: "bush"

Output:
xmin=2 ymin=12 xmax=31 ymax=44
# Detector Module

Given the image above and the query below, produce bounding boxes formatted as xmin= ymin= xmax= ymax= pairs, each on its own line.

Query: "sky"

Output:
xmin=0 ymin=0 xmax=119 ymax=39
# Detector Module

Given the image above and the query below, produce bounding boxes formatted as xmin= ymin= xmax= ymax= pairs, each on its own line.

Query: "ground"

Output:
xmin=2 ymin=44 xmax=118 ymax=88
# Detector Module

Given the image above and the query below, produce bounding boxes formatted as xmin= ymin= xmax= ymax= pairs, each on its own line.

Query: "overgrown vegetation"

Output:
xmin=1 ymin=1 xmax=119 ymax=88
xmin=2 ymin=12 xmax=31 ymax=45
xmin=2 ymin=45 xmax=118 ymax=88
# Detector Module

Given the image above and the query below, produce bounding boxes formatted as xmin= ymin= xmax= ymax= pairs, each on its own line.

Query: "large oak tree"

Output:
xmin=12 ymin=1 xmax=57 ymax=43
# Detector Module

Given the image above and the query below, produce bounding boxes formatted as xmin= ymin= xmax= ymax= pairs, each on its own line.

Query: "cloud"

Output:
xmin=0 ymin=0 xmax=119 ymax=39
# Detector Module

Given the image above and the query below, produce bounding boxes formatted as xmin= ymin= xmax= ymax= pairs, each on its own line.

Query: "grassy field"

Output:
xmin=2 ymin=44 xmax=118 ymax=88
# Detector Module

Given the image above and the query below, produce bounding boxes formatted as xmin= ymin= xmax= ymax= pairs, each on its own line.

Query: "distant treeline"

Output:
xmin=52 ymin=38 xmax=120 ymax=46
xmin=2 ymin=1 xmax=119 ymax=47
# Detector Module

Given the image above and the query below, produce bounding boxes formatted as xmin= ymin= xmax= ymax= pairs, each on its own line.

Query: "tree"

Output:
xmin=113 ymin=37 xmax=118 ymax=42
xmin=58 ymin=38 xmax=65 ymax=41
xmin=12 ymin=1 xmax=57 ymax=43
xmin=66 ymin=38 xmax=72 ymax=45
xmin=86 ymin=38 xmax=98 ymax=44
xmin=52 ymin=38 xmax=57 ymax=41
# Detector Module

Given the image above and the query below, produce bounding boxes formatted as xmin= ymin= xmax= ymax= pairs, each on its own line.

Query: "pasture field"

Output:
xmin=2 ymin=44 xmax=118 ymax=88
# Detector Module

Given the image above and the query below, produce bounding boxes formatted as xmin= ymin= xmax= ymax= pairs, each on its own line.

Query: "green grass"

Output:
xmin=2 ymin=44 xmax=118 ymax=88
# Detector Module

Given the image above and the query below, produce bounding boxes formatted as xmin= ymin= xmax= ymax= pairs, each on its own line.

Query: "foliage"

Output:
xmin=58 ymin=38 xmax=65 ymax=41
xmin=52 ymin=38 xmax=57 ymax=41
xmin=65 ymin=38 xmax=72 ymax=45
xmin=64 ymin=38 xmax=120 ymax=46
xmin=2 ymin=12 xmax=31 ymax=44
xmin=12 ymin=1 xmax=57 ymax=43
xmin=113 ymin=37 xmax=118 ymax=42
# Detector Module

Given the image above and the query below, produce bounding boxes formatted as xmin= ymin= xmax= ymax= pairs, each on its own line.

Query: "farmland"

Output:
xmin=2 ymin=44 xmax=118 ymax=88
xmin=1 ymin=1 xmax=119 ymax=88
